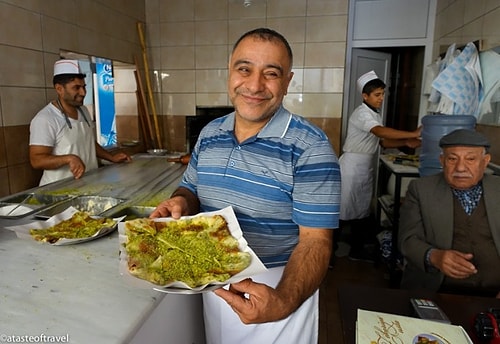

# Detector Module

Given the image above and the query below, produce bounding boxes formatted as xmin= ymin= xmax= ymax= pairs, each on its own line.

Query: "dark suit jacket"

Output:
xmin=398 ymin=173 xmax=500 ymax=291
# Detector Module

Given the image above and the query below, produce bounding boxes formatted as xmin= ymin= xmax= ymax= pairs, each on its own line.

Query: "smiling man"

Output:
xmin=398 ymin=129 xmax=500 ymax=298
xmin=29 ymin=59 xmax=130 ymax=186
xmin=151 ymin=28 xmax=341 ymax=343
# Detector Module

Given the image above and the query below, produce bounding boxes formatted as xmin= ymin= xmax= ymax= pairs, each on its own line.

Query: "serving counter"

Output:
xmin=0 ymin=156 xmax=206 ymax=344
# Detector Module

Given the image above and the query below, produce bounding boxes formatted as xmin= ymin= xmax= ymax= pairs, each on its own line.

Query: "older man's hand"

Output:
xmin=430 ymin=249 xmax=477 ymax=279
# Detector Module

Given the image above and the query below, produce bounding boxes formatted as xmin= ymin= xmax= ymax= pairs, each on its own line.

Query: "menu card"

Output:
xmin=356 ymin=309 xmax=473 ymax=344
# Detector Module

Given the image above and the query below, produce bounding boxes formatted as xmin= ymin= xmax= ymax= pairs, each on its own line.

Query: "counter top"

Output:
xmin=379 ymin=154 xmax=420 ymax=175
xmin=0 ymin=157 xmax=192 ymax=344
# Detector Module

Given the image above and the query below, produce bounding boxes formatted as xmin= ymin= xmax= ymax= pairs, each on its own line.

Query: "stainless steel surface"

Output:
xmin=0 ymin=156 xmax=185 ymax=225
xmin=35 ymin=195 xmax=125 ymax=219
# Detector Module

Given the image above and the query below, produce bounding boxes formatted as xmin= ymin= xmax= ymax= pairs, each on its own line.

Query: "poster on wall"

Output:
xmin=93 ymin=57 xmax=117 ymax=147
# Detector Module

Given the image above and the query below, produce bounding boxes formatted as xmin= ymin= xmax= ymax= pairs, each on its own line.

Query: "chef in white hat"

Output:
xmin=336 ymin=70 xmax=421 ymax=263
xmin=29 ymin=59 xmax=131 ymax=185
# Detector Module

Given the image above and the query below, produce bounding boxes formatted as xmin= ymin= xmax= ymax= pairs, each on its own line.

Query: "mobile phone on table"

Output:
xmin=410 ymin=298 xmax=451 ymax=323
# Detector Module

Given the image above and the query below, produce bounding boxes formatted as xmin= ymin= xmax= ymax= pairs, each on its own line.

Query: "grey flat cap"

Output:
xmin=439 ymin=129 xmax=490 ymax=148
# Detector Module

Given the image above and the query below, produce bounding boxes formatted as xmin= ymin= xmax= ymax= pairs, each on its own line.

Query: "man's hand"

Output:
xmin=110 ymin=152 xmax=132 ymax=163
xmin=67 ymin=154 xmax=86 ymax=179
xmin=215 ymin=227 xmax=331 ymax=324
xmin=405 ymin=138 xmax=422 ymax=149
xmin=430 ymin=249 xmax=477 ymax=279
xmin=150 ymin=196 xmax=189 ymax=219
xmin=214 ymin=278 xmax=290 ymax=324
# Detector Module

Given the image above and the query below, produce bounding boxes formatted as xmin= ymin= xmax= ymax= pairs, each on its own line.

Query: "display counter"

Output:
xmin=0 ymin=156 xmax=206 ymax=344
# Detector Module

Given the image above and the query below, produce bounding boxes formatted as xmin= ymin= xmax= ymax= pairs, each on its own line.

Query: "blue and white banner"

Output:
xmin=94 ymin=58 xmax=117 ymax=147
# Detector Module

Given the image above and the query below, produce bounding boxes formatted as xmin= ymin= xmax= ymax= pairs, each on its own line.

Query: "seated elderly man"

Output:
xmin=398 ymin=129 xmax=500 ymax=297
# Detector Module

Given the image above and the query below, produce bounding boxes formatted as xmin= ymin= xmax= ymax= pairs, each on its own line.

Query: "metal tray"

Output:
xmin=35 ymin=195 xmax=125 ymax=219
xmin=0 ymin=193 xmax=71 ymax=219
xmin=101 ymin=205 xmax=155 ymax=221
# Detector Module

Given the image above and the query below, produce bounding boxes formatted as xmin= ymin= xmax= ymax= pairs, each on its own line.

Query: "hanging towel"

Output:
xmin=431 ymin=42 xmax=483 ymax=116
xmin=478 ymin=50 xmax=500 ymax=124
xmin=428 ymin=44 xmax=457 ymax=105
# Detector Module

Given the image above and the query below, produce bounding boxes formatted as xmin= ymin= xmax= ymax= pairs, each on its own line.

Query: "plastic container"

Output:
xmin=419 ymin=115 xmax=476 ymax=177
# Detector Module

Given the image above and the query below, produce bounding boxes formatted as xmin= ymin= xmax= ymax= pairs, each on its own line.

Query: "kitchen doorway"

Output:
xmin=343 ymin=46 xmax=424 ymax=154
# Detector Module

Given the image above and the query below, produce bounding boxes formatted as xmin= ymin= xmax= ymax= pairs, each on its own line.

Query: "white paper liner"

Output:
xmin=118 ymin=206 xmax=268 ymax=294
xmin=5 ymin=207 xmax=125 ymax=245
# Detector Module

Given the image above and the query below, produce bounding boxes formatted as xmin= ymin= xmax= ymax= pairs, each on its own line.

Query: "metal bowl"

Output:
xmin=35 ymin=195 xmax=125 ymax=219
xmin=147 ymin=149 xmax=168 ymax=156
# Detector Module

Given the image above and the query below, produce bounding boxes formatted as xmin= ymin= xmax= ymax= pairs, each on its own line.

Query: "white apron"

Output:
xmin=39 ymin=115 xmax=98 ymax=186
xmin=203 ymin=266 xmax=319 ymax=344
xmin=339 ymin=152 xmax=376 ymax=220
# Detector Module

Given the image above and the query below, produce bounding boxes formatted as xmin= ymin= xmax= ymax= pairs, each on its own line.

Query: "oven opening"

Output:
xmin=186 ymin=106 xmax=234 ymax=152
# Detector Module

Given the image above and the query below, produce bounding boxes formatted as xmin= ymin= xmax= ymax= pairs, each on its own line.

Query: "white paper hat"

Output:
xmin=53 ymin=59 xmax=83 ymax=76
xmin=357 ymin=70 xmax=378 ymax=94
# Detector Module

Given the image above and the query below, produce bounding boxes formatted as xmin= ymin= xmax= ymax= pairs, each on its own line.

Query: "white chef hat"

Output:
xmin=53 ymin=59 xmax=84 ymax=76
xmin=357 ymin=70 xmax=378 ymax=94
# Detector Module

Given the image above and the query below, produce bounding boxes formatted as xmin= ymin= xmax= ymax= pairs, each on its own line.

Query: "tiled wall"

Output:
xmin=433 ymin=0 xmax=500 ymax=164
xmin=0 ymin=1 xmax=145 ymax=196
xmin=144 ymin=0 xmax=348 ymax=154
xmin=434 ymin=0 xmax=500 ymax=52
xmin=1 ymin=0 xmax=499 ymax=197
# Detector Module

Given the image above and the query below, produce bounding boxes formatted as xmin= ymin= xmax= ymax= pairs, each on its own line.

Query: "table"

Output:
xmin=338 ymin=284 xmax=500 ymax=344
xmin=0 ymin=157 xmax=206 ymax=344
xmin=376 ymin=155 xmax=420 ymax=286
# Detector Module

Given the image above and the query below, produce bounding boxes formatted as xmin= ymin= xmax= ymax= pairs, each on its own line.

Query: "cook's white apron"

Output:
xmin=339 ymin=152 xmax=376 ymax=220
xmin=203 ymin=266 xmax=319 ymax=344
xmin=39 ymin=120 xmax=98 ymax=186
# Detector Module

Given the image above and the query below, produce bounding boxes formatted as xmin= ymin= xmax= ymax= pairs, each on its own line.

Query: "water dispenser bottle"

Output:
xmin=419 ymin=115 xmax=476 ymax=177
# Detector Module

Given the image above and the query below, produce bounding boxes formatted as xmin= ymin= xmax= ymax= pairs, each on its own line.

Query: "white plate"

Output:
xmin=118 ymin=206 xmax=268 ymax=294
xmin=5 ymin=207 xmax=125 ymax=246
xmin=153 ymin=284 xmax=223 ymax=295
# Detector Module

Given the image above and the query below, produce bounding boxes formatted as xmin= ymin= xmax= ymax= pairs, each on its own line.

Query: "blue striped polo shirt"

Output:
xmin=179 ymin=106 xmax=341 ymax=267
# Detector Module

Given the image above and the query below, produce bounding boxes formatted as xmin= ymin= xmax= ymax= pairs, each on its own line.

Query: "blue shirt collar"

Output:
xmin=219 ymin=105 xmax=293 ymax=139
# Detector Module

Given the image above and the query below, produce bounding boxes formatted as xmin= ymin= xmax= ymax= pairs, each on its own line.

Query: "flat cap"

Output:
xmin=439 ymin=129 xmax=490 ymax=148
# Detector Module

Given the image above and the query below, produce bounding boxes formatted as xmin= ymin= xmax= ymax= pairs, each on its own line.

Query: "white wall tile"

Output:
xmin=160 ymin=46 xmax=196 ymax=69
xmin=303 ymin=68 xmax=344 ymax=93
xmin=196 ymin=93 xmax=229 ymax=106
xmin=267 ymin=0 xmax=307 ymax=18
xmin=161 ymin=70 xmax=196 ymax=93
xmin=266 ymin=17 xmax=307 ymax=43
xmin=194 ymin=0 xmax=228 ymax=20
xmin=195 ymin=45 xmax=229 ymax=69
xmin=195 ymin=21 xmax=228 ymax=45
xmin=160 ymin=22 xmax=195 ymax=46
xmin=307 ymin=0 xmax=349 ymax=16
xmin=195 ymin=70 xmax=227 ymax=93
xmin=161 ymin=93 xmax=196 ymax=116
